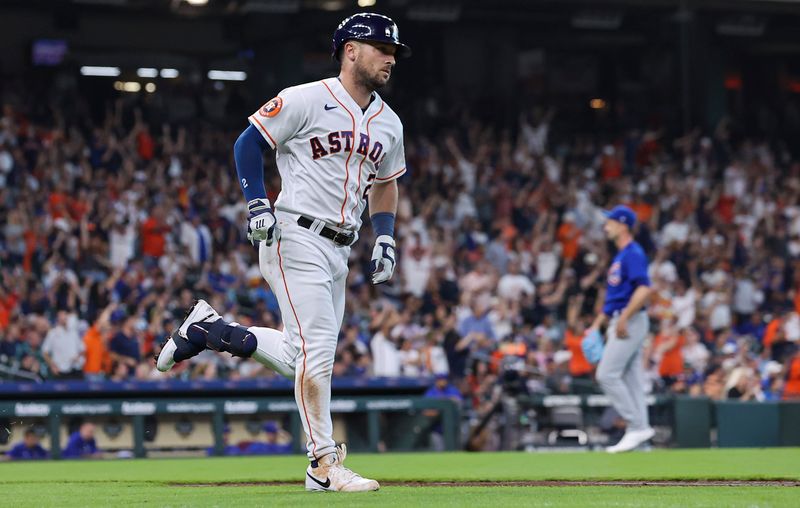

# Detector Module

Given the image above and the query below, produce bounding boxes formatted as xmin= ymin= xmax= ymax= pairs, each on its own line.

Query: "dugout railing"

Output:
xmin=0 ymin=396 xmax=460 ymax=459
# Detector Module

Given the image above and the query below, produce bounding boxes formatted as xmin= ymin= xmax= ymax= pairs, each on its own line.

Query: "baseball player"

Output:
xmin=156 ymin=12 xmax=410 ymax=492
xmin=588 ymin=205 xmax=655 ymax=453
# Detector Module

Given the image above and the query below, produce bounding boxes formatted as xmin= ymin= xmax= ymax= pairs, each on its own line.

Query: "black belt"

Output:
xmin=297 ymin=216 xmax=355 ymax=246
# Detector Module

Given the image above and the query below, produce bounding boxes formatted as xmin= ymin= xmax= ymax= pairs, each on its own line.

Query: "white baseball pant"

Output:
xmin=250 ymin=210 xmax=350 ymax=461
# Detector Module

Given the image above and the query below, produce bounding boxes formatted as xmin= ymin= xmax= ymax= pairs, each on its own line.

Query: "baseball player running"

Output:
xmin=588 ymin=205 xmax=655 ymax=453
xmin=156 ymin=12 xmax=410 ymax=492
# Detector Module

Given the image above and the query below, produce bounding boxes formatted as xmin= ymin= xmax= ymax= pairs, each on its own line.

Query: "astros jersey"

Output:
xmin=603 ymin=241 xmax=650 ymax=316
xmin=248 ymin=77 xmax=406 ymax=231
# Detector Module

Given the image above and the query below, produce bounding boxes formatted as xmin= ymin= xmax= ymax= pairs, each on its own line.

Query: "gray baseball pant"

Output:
xmin=596 ymin=311 xmax=650 ymax=431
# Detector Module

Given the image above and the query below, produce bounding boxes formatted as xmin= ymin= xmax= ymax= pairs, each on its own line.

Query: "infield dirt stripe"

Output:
xmin=170 ymin=480 xmax=800 ymax=488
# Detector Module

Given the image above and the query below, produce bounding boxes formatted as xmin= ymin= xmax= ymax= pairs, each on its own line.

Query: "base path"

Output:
xmin=172 ymin=480 xmax=800 ymax=488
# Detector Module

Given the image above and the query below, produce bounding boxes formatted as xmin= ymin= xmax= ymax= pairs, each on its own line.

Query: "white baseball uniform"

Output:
xmin=245 ymin=77 xmax=405 ymax=461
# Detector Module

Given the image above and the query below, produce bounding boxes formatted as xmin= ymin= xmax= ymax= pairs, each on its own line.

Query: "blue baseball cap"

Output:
xmin=604 ymin=205 xmax=637 ymax=228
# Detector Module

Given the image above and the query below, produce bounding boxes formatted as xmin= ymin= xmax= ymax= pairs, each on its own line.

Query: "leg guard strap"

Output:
xmin=188 ymin=319 xmax=257 ymax=358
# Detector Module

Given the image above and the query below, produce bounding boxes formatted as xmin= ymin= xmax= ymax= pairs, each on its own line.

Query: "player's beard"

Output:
xmin=354 ymin=61 xmax=389 ymax=92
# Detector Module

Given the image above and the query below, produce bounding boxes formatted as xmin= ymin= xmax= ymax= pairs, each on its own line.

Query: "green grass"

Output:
xmin=2 ymin=449 xmax=799 ymax=507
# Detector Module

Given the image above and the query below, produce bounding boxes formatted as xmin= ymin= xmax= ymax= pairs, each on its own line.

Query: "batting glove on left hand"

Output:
xmin=370 ymin=235 xmax=396 ymax=285
xmin=247 ymin=198 xmax=280 ymax=247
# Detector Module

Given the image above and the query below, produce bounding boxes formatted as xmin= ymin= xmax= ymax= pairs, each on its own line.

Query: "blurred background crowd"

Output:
xmin=2 ymin=77 xmax=800 ymax=413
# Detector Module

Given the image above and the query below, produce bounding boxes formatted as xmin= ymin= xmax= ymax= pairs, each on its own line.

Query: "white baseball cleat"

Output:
xmin=305 ymin=444 xmax=380 ymax=492
xmin=156 ymin=299 xmax=220 ymax=372
xmin=606 ymin=427 xmax=655 ymax=454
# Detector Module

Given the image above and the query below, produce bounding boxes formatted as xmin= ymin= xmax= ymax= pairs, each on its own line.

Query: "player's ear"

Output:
xmin=344 ymin=40 xmax=359 ymax=62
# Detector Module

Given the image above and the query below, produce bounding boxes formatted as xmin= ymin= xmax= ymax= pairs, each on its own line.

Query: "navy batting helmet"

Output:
xmin=332 ymin=13 xmax=411 ymax=61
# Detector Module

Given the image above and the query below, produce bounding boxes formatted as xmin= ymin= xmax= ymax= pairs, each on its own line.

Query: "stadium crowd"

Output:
xmin=1 ymin=83 xmax=800 ymax=417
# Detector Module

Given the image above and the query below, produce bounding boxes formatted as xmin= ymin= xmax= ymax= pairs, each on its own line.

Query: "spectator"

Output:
xmin=457 ymin=300 xmax=496 ymax=344
xmin=784 ymin=351 xmax=800 ymax=400
xmin=140 ymin=204 xmax=170 ymax=262
xmin=62 ymin=422 xmax=101 ymax=459
xmin=243 ymin=422 xmax=293 ymax=455
xmin=6 ymin=428 xmax=48 ymax=460
xmin=423 ymin=374 xmax=463 ymax=451
xmin=562 ymin=296 xmax=594 ymax=389
xmin=371 ymin=306 xmax=401 ymax=377
xmin=651 ymin=320 xmax=686 ymax=388
xmin=496 ymin=260 xmax=535 ymax=303
xmin=41 ymin=311 xmax=85 ymax=379
xmin=180 ymin=212 xmax=213 ymax=266
xmin=205 ymin=425 xmax=241 ymax=456
xmin=725 ymin=367 xmax=764 ymax=401
xmin=682 ymin=326 xmax=710 ymax=374
xmin=83 ymin=304 xmax=115 ymax=382
xmin=109 ymin=314 xmax=140 ymax=379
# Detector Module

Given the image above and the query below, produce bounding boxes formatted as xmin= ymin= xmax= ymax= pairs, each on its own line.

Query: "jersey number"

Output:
xmin=362 ymin=173 xmax=377 ymax=200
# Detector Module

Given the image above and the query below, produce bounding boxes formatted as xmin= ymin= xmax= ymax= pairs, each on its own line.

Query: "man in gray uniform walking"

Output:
xmin=589 ymin=205 xmax=655 ymax=453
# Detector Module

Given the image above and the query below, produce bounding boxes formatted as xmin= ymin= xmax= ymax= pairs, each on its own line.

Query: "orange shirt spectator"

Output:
xmin=763 ymin=318 xmax=782 ymax=349
xmin=784 ymin=355 xmax=800 ymax=400
xmin=556 ymin=220 xmax=581 ymax=262
xmin=83 ymin=325 xmax=111 ymax=376
xmin=0 ymin=303 xmax=9 ymax=330
xmin=141 ymin=217 xmax=169 ymax=258
xmin=48 ymin=192 xmax=69 ymax=219
xmin=716 ymin=195 xmax=736 ymax=224
xmin=137 ymin=130 xmax=155 ymax=160
xmin=600 ymin=153 xmax=622 ymax=181
xmin=563 ymin=329 xmax=593 ymax=377
xmin=629 ymin=200 xmax=653 ymax=224
xmin=654 ymin=332 xmax=685 ymax=378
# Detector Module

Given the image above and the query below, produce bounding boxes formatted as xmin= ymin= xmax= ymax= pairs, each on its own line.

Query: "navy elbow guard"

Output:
xmin=186 ymin=319 xmax=257 ymax=358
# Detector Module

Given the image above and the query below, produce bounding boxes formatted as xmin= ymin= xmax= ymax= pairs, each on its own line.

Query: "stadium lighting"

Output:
xmin=208 ymin=70 xmax=247 ymax=81
xmin=80 ymin=66 xmax=120 ymax=77
xmin=184 ymin=0 xmax=209 ymax=5
xmin=160 ymin=68 xmax=180 ymax=78
xmin=358 ymin=0 xmax=376 ymax=7
xmin=113 ymin=81 xmax=141 ymax=93
xmin=590 ymin=98 xmax=607 ymax=110
xmin=137 ymin=68 xmax=159 ymax=78
xmin=320 ymin=0 xmax=347 ymax=11
xmin=145 ymin=83 xmax=156 ymax=93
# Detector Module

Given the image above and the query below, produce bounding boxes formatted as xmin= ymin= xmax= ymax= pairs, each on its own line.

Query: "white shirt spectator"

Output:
xmin=672 ymin=288 xmax=697 ymax=330
xmin=424 ymin=345 xmax=449 ymax=376
xmin=109 ymin=224 xmax=136 ymax=269
xmin=399 ymin=348 xmax=421 ymax=377
xmin=180 ymin=220 xmax=213 ymax=265
xmin=650 ymin=260 xmax=678 ymax=284
xmin=682 ymin=338 xmax=710 ymax=373
xmin=42 ymin=314 xmax=85 ymax=373
xmin=724 ymin=164 xmax=747 ymax=199
xmin=497 ymin=273 xmax=535 ymax=302
xmin=371 ymin=331 xmax=401 ymax=377
xmin=401 ymin=246 xmax=432 ymax=298
xmin=702 ymin=290 xmax=732 ymax=331
xmin=661 ymin=219 xmax=690 ymax=246
xmin=733 ymin=278 xmax=763 ymax=315
xmin=536 ymin=249 xmax=559 ymax=283
xmin=783 ymin=312 xmax=800 ymax=342
xmin=454 ymin=191 xmax=477 ymax=223
xmin=521 ymin=120 xmax=549 ymax=156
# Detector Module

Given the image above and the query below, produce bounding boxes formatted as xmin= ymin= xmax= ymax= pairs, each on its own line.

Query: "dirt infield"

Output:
xmin=171 ymin=480 xmax=800 ymax=488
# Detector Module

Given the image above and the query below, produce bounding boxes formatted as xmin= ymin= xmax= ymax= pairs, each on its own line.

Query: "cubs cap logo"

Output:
xmin=259 ymin=97 xmax=283 ymax=118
